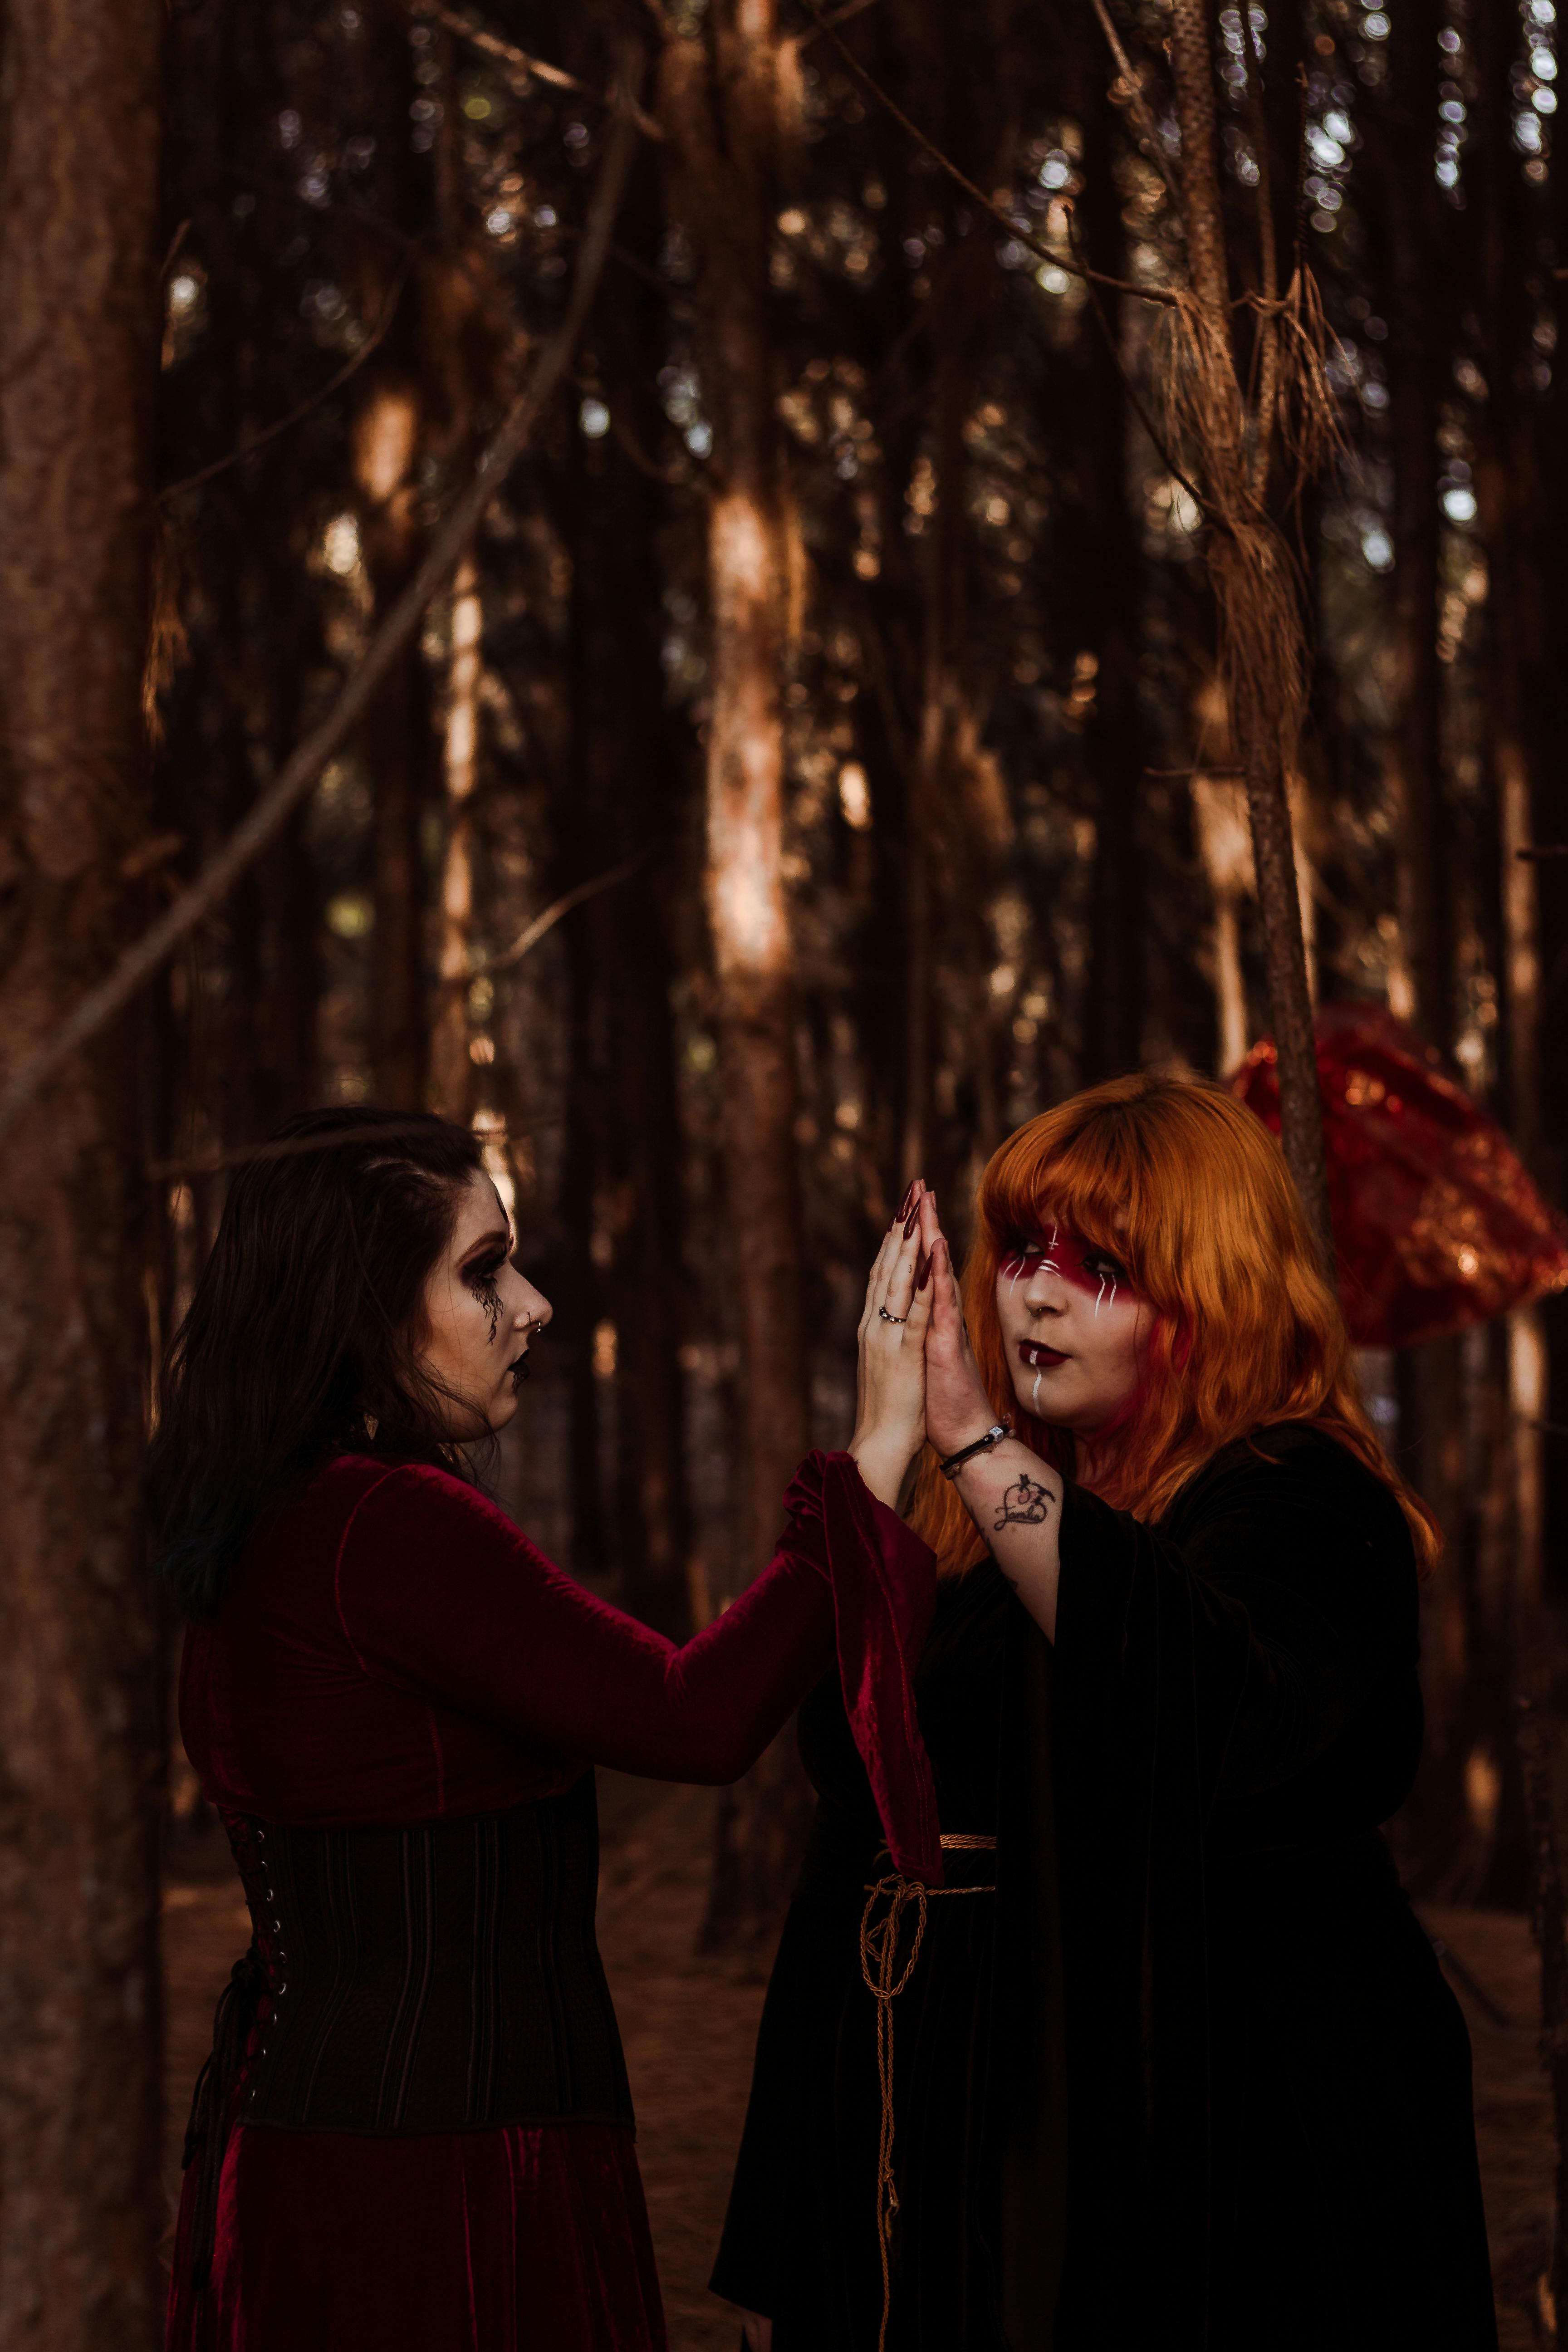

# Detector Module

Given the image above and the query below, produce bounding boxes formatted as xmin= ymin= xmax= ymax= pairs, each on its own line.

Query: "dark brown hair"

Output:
xmin=147 ymin=1107 xmax=487 ymax=1616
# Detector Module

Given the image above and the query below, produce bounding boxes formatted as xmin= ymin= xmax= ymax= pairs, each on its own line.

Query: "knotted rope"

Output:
xmin=858 ymin=1834 xmax=998 ymax=2352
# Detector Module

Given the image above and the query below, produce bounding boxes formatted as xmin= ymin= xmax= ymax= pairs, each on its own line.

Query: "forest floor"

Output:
xmin=163 ymin=1779 xmax=1552 ymax=2351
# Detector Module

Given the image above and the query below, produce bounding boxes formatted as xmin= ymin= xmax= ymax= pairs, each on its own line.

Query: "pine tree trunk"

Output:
xmin=0 ymin=2 xmax=166 ymax=2341
xmin=1074 ymin=52 xmax=1145 ymax=1083
xmin=659 ymin=5 xmax=808 ymax=1580
xmin=1166 ymin=0 xmax=1332 ymax=1257
xmin=660 ymin=3 xmax=813 ymax=1945
xmin=1382 ymin=0 xmax=1450 ymax=1044
xmin=431 ymin=552 xmax=481 ymax=1122
xmin=1471 ymin=0 xmax=1545 ymax=1916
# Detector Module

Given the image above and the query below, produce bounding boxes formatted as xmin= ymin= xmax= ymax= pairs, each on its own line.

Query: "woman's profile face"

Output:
xmin=420 ymin=1171 xmax=552 ymax=1437
xmin=993 ymin=1216 xmax=1148 ymax=1441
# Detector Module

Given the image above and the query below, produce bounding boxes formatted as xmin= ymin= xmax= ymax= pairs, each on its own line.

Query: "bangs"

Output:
xmin=981 ymin=1109 xmax=1147 ymax=1278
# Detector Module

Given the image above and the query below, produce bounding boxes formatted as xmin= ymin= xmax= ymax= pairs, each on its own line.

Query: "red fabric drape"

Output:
xmin=1234 ymin=1001 xmax=1568 ymax=1348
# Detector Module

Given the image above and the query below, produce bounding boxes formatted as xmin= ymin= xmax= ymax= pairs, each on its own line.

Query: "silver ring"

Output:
xmin=878 ymin=1306 xmax=907 ymax=1324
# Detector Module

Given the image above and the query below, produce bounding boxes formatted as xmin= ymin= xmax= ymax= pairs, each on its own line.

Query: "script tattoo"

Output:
xmin=994 ymin=1472 xmax=1053 ymax=1534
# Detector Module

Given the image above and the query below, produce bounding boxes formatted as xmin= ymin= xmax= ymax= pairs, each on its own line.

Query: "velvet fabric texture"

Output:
xmin=168 ymin=1447 xmax=935 ymax=2351
xmin=167 ymin=2121 xmax=663 ymax=2352
xmin=711 ymin=1560 xmax=1032 ymax=2349
xmin=715 ymin=1427 xmax=1497 ymax=2350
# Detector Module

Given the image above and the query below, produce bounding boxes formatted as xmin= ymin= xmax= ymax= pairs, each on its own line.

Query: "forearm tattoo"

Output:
xmin=994 ymin=1472 xmax=1053 ymax=1533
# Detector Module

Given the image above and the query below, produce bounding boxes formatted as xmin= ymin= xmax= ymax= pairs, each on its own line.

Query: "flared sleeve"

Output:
xmin=783 ymin=1450 xmax=943 ymax=1882
xmin=1041 ymin=1426 xmax=1421 ymax=2347
xmin=1051 ymin=1426 xmax=1418 ymax=1808
xmin=333 ymin=1450 xmax=938 ymax=1841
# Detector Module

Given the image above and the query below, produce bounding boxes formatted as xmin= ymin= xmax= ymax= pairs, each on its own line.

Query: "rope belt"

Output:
xmin=858 ymin=1833 xmax=998 ymax=2352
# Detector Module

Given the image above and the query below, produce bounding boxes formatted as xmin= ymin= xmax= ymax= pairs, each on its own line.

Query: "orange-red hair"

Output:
xmin=909 ymin=1073 xmax=1439 ymax=1577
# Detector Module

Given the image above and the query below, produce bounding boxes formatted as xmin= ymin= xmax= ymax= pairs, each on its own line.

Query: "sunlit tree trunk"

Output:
xmin=660 ymin=0 xmax=812 ymax=1943
xmin=1535 ymin=41 xmax=1568 ymax=1627
xmin=1073 ymin=54 xmax=1145 ymax=1083
xmin=431 ymin=553 xmax=482 ymax=1122
xmin=1470 ymin=0 xmax=1544 ymax=1909
xmin=0 ymin=1 xmax=165 ymax=2341
xmin=351 ymin=12 xmax=433 ymax=1111
xmin=354 ymin=370 xmax=431 ymax=1109
xmin=1361 ymin=0 xmax=1471 ymax=1892
xmin=658 ymin=5 xmax=807 ymax=1580
xmin=1381 ymin=0 xmax=1450 ymax=1046
xmin=1165 ymin=0 xmax=1331 ymax=1255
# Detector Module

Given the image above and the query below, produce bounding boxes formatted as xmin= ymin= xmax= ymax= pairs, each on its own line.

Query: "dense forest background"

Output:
xmin=2 ymin=0 xmax=1567 ymax=2335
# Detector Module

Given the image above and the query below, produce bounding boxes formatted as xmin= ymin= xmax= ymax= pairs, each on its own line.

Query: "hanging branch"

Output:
xmin=797 ymin=0 xmax=1176 ymax=307
xmin=483 ymin=849 xmax=652 ymax=971
xmin=404 ymin=0 xmax=666 ymax=140
xmin=1088 ymin=0 xmax=1185 ymax=220
xmin=0 ymin=86 xmax=642 ymax=1149
xmin=796 ymin=0 xmax=1207 ymax=512
xmin=159 ymin=262 xmax=411 ymax=502
xmin=1158 ymin=0 xmax=1337 ymax=1259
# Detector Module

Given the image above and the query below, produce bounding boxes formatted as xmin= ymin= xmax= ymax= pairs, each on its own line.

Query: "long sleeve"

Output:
xmin=1052 ymin=1426 xmax=1420 ymax=1815
xmin=1041 ymin=1426 xmax=1426 ymax=2343
xmin=335 ymin=1450 xmax=937 ymax=1813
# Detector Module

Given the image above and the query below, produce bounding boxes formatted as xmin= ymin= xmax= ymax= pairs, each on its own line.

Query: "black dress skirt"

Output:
xmin=711 ymin=1424 xmax=1498 ymax=2352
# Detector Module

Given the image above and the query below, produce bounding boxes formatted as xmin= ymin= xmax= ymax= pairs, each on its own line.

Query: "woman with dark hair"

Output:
xmin=157 ymin=1107 xmax=942 ymax=2352
xmin=717 ymin=1075 xmax=1496 ymax=2352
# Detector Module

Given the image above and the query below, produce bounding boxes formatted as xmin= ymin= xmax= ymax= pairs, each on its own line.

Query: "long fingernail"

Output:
xmin=916 ymin=1252 xmax=931 ymax=1290
xmin=904 ymin=1207 xmax=920 ymax=1239
xmin=897 ymin=1180 xmax=916 ymax=1220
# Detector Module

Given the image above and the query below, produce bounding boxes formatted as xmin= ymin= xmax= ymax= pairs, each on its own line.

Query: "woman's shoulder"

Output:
xmin=1166 ymin=1422 xmax=1411 ymax=1562
xmin=286 ymin=1452 xmax=519 ymax=1551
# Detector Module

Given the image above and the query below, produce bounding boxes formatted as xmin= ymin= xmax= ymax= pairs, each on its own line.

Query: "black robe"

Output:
xmin=710 ymin=1425 xmax=1497 ymax=2350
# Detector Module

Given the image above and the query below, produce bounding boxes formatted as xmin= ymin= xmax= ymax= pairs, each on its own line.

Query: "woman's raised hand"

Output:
xmin=848 ymin=1180 xmax=939 ymax=1508
xmin=922 ymin=1223 xmax=999 ymax=1462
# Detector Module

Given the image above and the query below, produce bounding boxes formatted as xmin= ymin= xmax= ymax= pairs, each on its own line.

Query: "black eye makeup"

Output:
xmin=462 ymin=1238 xmax=512 ymax=1346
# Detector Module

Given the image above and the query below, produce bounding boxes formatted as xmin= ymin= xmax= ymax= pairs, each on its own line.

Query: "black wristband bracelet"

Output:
xmin=938 ymin=1419 xmax=1013 ymax=1480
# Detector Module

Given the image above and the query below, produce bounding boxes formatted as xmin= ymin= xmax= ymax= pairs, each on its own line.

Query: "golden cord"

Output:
xmin=858 ymin=1835 xmax=998 ymax=2352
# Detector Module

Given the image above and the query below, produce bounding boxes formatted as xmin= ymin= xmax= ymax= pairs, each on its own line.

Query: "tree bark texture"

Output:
xmin=1381 ymin=0 xmax=1450 ymax=1049
xmin=354 ymin=368 xmax=432 ymax=1111
xmin=660 ymin=2 xmax=814 ymax=1947
xmin=658 ymin=7 xmax=809 ymax=1581
xmin=1166 ymin=0 xmax=1333 ymax=1259
xmin=431 ymin=551 xmax=482 ymax=1122
xmin=1071 ymin=46 xmax=1145 ymax=1083
xmin=1469 ymin=0 xmax=1544 ymax=1910
xmin=0 ymin=3 xmax=166 ymax=2343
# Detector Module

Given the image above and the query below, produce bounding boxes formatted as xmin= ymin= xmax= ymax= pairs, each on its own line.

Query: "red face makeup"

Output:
xmin=997 ymin=1222 xmax=1137 ymax=1315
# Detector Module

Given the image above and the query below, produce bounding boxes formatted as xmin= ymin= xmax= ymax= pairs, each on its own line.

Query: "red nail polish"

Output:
xmin=904 ymin=1207 xmax=920 ymax=1239
xmin=916 ymin=1253 xmax=931 ymax=1291
xmin=897 ymin=1181 xmax=916 ymax=1221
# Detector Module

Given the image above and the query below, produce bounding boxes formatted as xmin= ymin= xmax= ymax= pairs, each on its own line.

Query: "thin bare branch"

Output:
xmin=1240 ymin=2 xmax=1280 ymax=495
xmin=159 ymin=264 xmax=410 ymax=503
xmin=483 ymin=850 xmax=653 ymax=973
xmin=160 ymin=218 xmax=192 ymax=281
xmin=796 ymin=0 xmax=1178 ymax=307
xmin=1089 ymin=0 xmax=1185 ymax=220
xmin=794 ymin=0 xmax=882 ymax=49
xmin=0 ymin=94 xmax=643 ymax=1148
xmin=1064 ymin=204 xmax=1210 ymax=516
xmin=406 ymin=0 xmax=666 ymax=140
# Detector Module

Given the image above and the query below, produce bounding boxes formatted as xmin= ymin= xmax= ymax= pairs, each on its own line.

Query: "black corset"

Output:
xmin=225 ymin=1772 xmax=633 ymax=2137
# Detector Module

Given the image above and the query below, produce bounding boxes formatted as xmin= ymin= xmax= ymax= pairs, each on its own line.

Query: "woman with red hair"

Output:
xmin=718 ymin=1074 xmax=1495 ymax=2351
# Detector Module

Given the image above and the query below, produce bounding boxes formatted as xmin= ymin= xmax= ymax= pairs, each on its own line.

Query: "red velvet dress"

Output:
xmin=167 ymin=1448 xmax=936 ymax=2352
